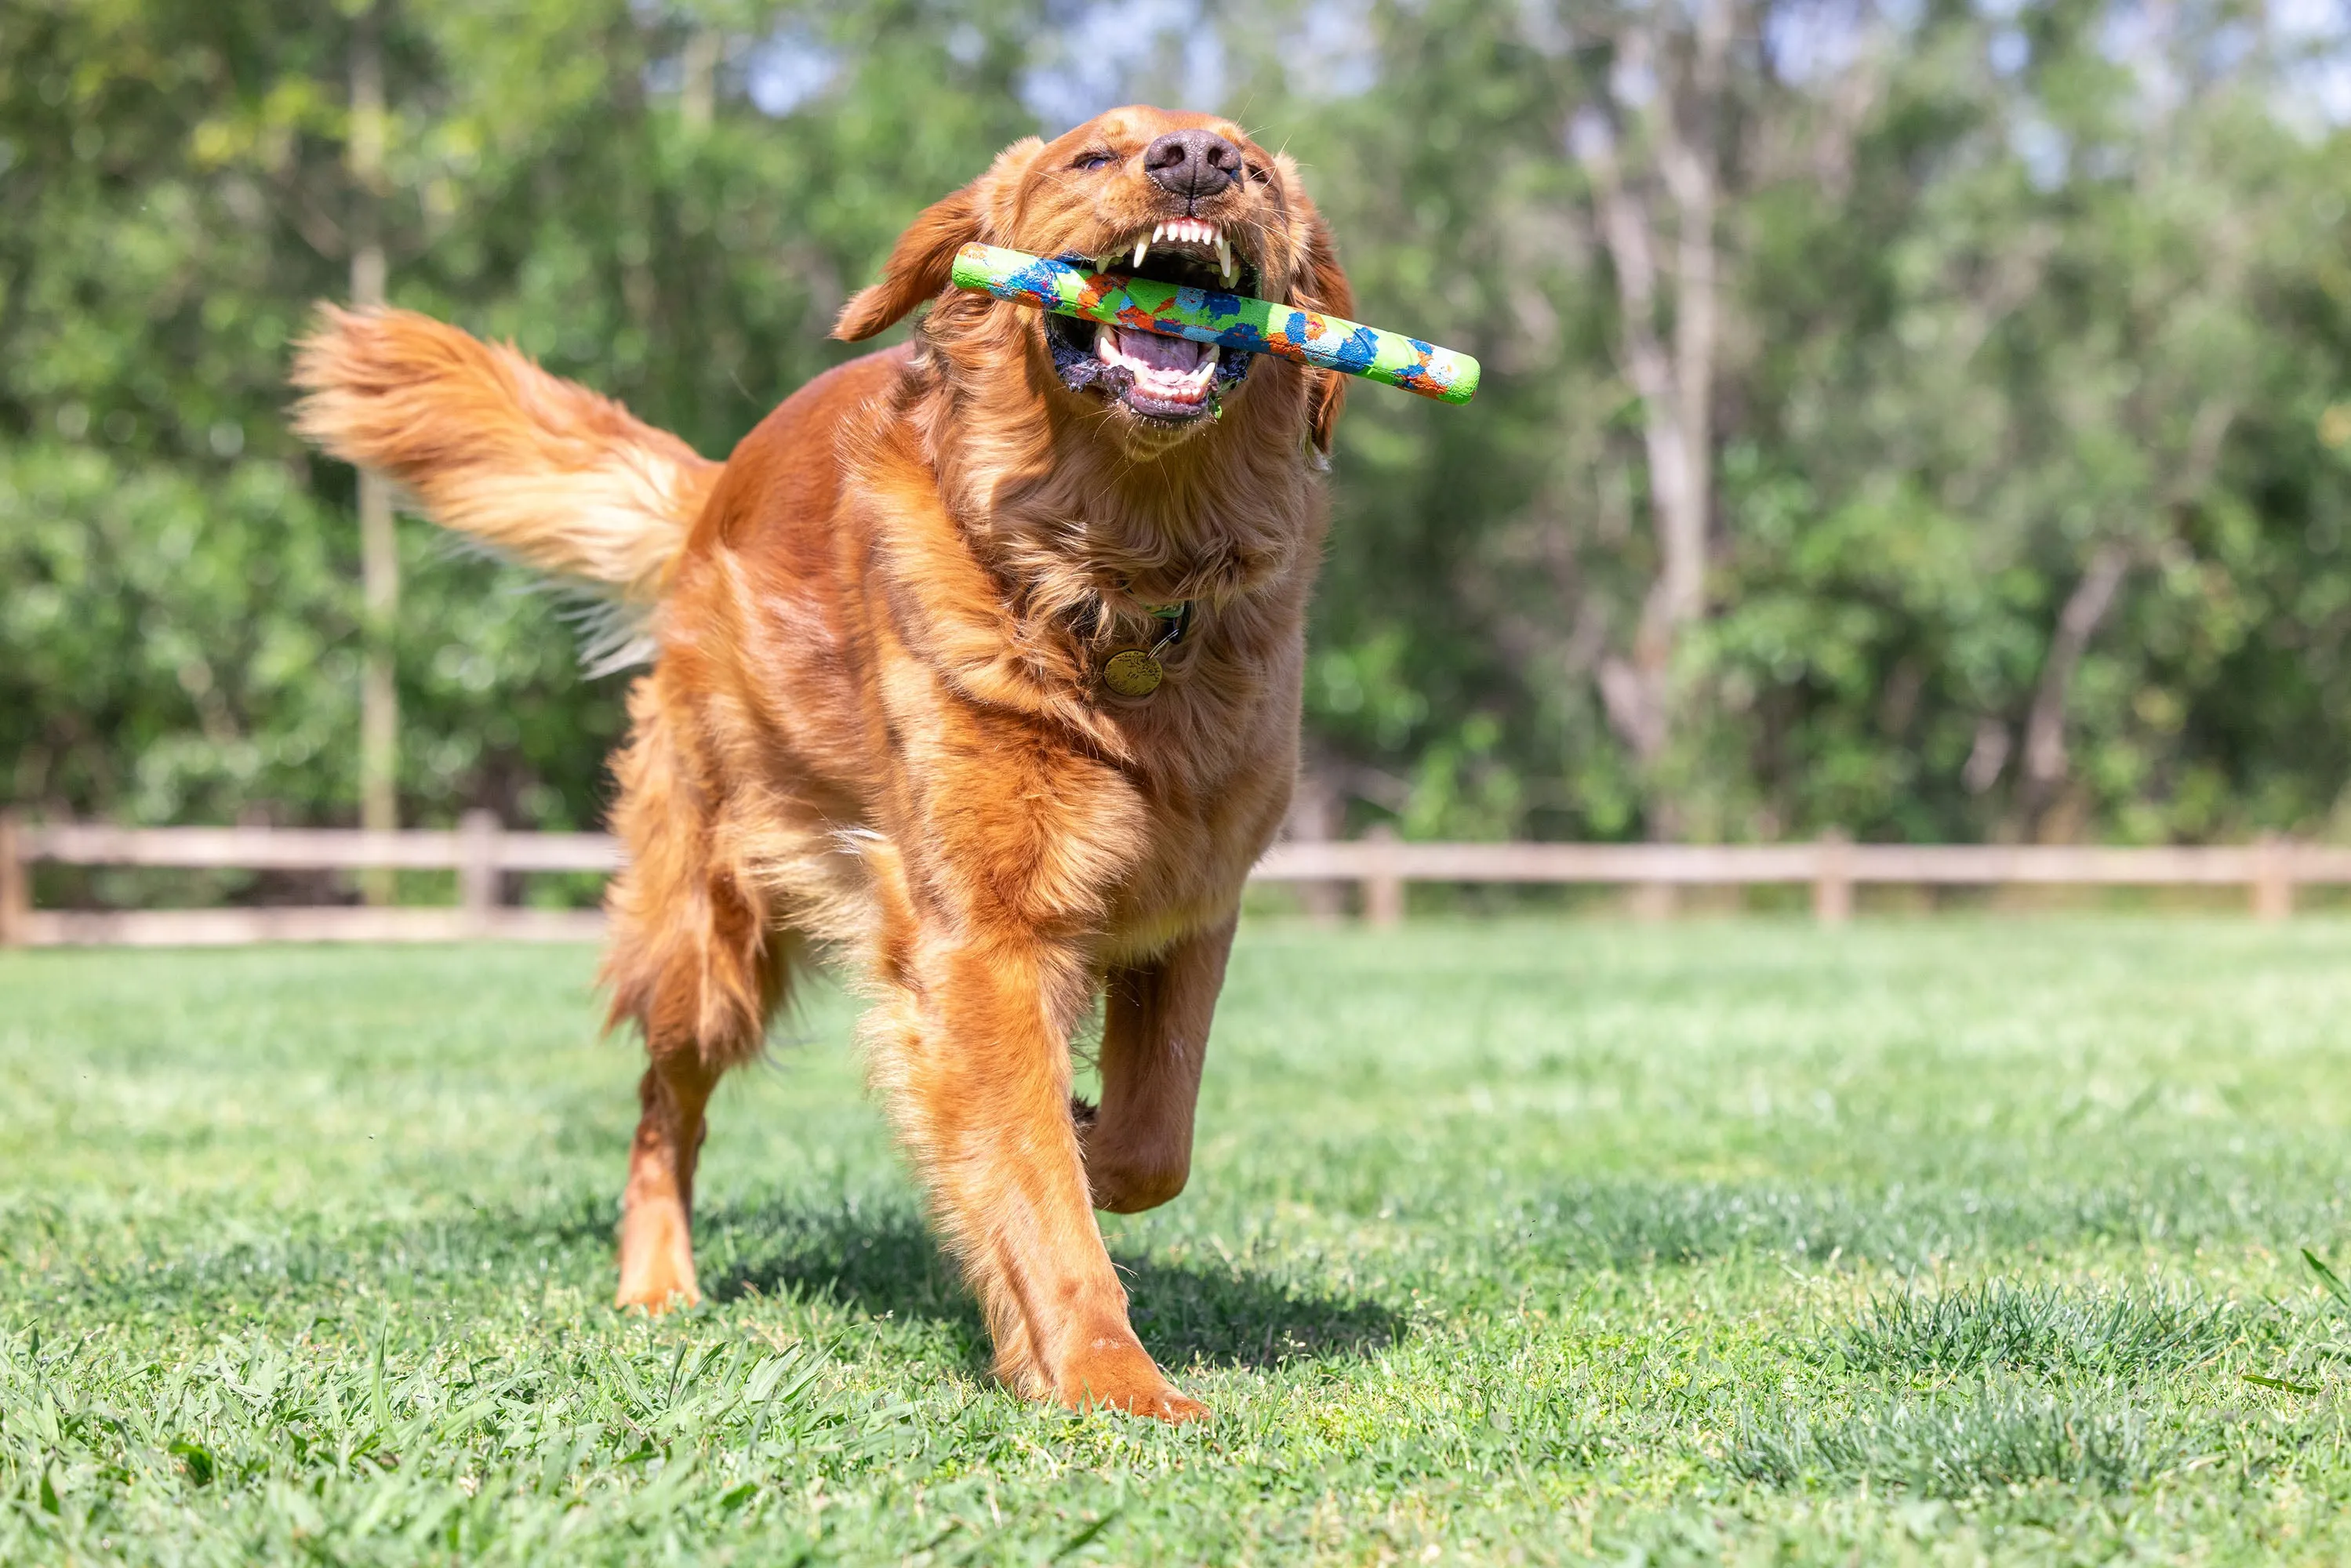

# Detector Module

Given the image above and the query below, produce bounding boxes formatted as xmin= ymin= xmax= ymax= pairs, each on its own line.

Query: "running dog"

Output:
xmin=293 ymin=104 xmax=1351 ymax=1421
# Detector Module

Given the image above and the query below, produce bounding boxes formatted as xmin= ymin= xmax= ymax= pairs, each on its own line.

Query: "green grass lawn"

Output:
xmin=7 ymin=919 xmax=2351 ymax=1564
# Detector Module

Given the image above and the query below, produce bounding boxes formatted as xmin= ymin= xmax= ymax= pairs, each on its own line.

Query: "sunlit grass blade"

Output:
xmin=2242 ymin=1371 xmax=2318 ymax=1396
xmin=2303 ymin=1247 xmax=2351 ymax=1316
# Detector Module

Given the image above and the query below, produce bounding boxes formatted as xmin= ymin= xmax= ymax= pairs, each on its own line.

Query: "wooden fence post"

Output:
xmin=1812 ymin=829 xmax=1854 ymax=926
xmin=458 ymin=810 xmax=501 ymax=934
xmin=0 ymin=811 xmax=27 ymax=948
xmin=1361 ymin=824 xmax=1405 ymax=928
xmin=2251 ymin=833 xmax=2294 ymax=923
xmin=1626 ymin=878 xmax=1678 ymax=921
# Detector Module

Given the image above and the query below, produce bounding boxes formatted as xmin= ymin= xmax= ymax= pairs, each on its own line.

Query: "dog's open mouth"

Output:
xmin=1046 ymin=219 xmax=1258 ymax=423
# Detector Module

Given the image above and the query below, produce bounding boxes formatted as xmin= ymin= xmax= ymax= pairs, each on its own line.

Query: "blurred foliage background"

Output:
xmin=5 ymin=0 xmax=2351 ymax=850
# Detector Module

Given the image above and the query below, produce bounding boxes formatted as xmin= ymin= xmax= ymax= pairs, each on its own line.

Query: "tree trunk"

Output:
xmin=2018 ymin=543 xmax=2130 ymax=835
xmin=1574 ymin=0 xmax=1732 ymax=844
xmin=351 ymin=5 xmax=398 ymax=901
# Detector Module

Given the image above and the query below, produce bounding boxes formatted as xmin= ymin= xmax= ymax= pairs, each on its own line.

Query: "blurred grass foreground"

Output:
xmin=5 ymin=0 xmax=2351 ymax=872
xmin=10 ymin=918 xmax=2351 ymax=1561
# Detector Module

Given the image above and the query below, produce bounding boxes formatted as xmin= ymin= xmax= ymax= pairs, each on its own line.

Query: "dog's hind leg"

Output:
xmin=1081 ymin=913 xmax=1235 ymax=1214
xmin=605 ymin=858 xmax=787 ymax=1313
xmin=615 ymin=1046 xmax=722 ymax=1312
xmin=600 ymin=681 xmax=790 ymax=1312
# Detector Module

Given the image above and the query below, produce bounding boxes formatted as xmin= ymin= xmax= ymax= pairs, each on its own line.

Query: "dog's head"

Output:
xmin=833 ymin=106 xmax=1352 ymax=463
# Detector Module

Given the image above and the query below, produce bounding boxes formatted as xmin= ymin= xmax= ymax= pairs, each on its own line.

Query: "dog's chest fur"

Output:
xmin=671 ymin=345 xmax=1323 ymax=960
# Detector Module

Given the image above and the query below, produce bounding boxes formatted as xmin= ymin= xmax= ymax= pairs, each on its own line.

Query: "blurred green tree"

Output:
xmin=1235 ymin=0 xmax=2351 ymax=846
xmin=3 ymin=0 xmax=2349 ymax=868
xmin=2 ymin=0 xmax=1044 ymax=833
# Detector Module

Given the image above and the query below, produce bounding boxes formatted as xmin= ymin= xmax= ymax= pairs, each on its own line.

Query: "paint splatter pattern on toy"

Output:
xmin=950 ymin=245 xmax=1479 ymax=405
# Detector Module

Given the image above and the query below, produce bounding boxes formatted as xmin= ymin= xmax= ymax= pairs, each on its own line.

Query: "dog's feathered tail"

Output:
xmin=291 ymin=306 xmax=718 ymax=616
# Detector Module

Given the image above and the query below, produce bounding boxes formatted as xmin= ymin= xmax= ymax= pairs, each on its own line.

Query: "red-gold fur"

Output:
xmin=291 ymin=107 xmax=1352 ymax=1422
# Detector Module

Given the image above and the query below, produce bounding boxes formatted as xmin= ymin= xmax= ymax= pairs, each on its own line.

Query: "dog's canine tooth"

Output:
xmin=1133 ymin=238 xmax=1149 ymax=267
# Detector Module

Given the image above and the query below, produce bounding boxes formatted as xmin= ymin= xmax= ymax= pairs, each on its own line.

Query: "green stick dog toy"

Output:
xmin=949 ymin=243 xmax=1480 ymax=405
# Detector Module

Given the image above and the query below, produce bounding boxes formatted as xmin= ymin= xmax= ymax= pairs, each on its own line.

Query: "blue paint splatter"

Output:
xmin=1005 ymin=255 xmax=1081 ymax=300
xmin=1219 ymin=321 xmax=1272 ymax=355
xmin=1324 ymin=326 xmax=1379 ymax=374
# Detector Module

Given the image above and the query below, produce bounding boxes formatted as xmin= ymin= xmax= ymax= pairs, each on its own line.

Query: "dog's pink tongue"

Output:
xmin=1115 ymin=326 xmax=1208 ymax=371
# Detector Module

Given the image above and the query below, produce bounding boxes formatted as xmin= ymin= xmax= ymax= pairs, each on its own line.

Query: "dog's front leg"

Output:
xmin=876 ymin=930 xmax=1206 ymax=1421
xmin=1083 ymin=913 xmax=1235 ymax=1214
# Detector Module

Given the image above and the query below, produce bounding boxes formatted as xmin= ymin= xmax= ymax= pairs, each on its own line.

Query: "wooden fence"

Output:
xmin=3 ymin=811 xmax=2348 ymax=946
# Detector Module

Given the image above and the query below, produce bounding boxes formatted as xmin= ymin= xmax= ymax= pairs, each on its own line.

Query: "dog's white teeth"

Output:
xmin=1133 ymin=238 xmax=1149 ymax=267
xmin=1152 ymin=221 xmax=1168 ymax=242
xmin=1216 ymin=238 xmax=1234 ymax=281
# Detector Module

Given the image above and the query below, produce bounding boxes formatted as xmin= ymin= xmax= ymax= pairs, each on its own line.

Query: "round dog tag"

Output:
xmin=1102 ymin=649 xmax=1164 ymax=697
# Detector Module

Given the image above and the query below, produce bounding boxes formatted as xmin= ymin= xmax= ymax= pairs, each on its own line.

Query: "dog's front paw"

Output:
xmin=1082 ymin=1154 xmax=1189 ymax=1214
xmin=616 ymin=1198 xmax=702 ymax=1312
xmin=1057 ymin=1338 xmax=1208 ymax=1423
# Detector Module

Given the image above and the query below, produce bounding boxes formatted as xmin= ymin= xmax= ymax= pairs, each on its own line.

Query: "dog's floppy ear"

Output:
xmin=1287 ymin=189 xmax=1356 ymax=461
xmin=833 ymin=138 xmax=1042 ymax=342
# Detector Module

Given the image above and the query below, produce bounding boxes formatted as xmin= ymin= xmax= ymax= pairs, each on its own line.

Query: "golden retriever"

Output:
xmin=293 ymin=104 xmax=1352 ymax=1421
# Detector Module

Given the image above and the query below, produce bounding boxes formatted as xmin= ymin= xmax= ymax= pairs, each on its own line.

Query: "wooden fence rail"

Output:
xmin=3 ymin=810 xmax=2348 ymax=946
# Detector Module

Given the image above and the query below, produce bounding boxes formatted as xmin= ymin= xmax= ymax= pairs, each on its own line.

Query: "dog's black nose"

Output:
xmin=1143 ymin=129 xmax=1242 ymax=200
